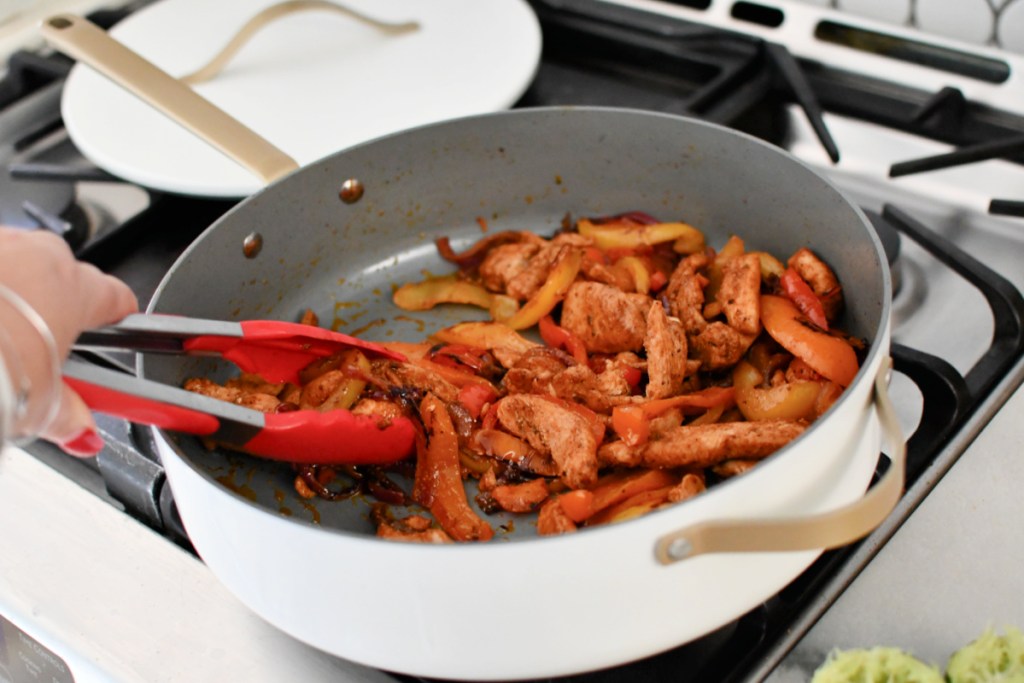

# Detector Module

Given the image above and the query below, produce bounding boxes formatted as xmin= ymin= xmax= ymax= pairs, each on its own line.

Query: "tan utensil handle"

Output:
xmin=40 ymin=14 xmax=299 ymax=185
xmin=179 ymin=0 xmax=418 ymax=85
xmin=655 ymin=356 xmax=905 ymax=563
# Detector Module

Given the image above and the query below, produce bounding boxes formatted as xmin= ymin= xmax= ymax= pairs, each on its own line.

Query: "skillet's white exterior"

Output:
xmin=157 ymin=341 xmax=887 ymax=680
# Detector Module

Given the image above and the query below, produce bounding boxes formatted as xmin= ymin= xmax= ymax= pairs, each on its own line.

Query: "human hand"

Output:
xmin=0 ymin=228 xmax=138 ymax=455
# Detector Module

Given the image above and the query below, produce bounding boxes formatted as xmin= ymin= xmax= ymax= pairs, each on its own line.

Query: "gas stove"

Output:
xmin=2 ymin=1 xmax=1023 ymax=682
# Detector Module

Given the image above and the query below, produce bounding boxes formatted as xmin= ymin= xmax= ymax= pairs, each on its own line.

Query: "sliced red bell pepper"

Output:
xmin=538 ymin=315 xmax=589 ymax=365
xmin=457 ymin=382 xmax=499 ymax=419
xmin=779 ymin=267 xmax=829 ymax=331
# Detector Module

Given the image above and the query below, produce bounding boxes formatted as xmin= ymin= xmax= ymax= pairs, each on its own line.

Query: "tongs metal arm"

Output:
xmin=64 ymin=315 xmax=416 ymax=465
xmin=73 ymin=313 xmax=405 ymax=384
xmin=74 ymin=314 xmax=243 ymax=353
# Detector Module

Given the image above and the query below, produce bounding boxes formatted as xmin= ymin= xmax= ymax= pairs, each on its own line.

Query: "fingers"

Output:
xmin=43 ymin=384 xmax=104 ymax=457
xmin=78 ymin=262 xmax=139 ymax=328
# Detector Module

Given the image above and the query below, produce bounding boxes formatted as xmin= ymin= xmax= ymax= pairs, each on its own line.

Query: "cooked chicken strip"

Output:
xmin=496 ymin=394 xmax=599 ymax=489
xmin=560 ymin=281 xmax=649 ymax=354
xmin=689 ymin=322 xmax=756 ymax=371
xmin=665 ymin=252 xmax=711 ymax=334
xmin=503 ymin=347 xmax=573 ymax=396
xmin=718 ymin=252 xmax=761 ymax=335
xmin=371 ymin=360 xmax=459 ymax=403
xmin=549 ymin=363 xmax=626 ymax=414
xmin=644 ymin=300 xmax=688 ymax=399
xmin=598 ymin=419 xmax=805 ymax=469
xmin=665 ymin=251 xmax=757 ymax=370
xmin=505 ymin=243 xmax=563 ymax=300
xmin=479 ymin=242 xmax=541 ymax=294
xmin=184 ymin=377 xmax=280 ymax=412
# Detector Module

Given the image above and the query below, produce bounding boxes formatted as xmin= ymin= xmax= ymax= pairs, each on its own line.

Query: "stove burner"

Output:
xmin=865 ymin=210 xmax=903 ymax=294
xmin=0 ymin=82 xmax=80 ymax=239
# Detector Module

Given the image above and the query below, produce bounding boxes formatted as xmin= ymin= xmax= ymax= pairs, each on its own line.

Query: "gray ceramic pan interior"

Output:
xmin=142 ymin=106 xmax=890 ymax=538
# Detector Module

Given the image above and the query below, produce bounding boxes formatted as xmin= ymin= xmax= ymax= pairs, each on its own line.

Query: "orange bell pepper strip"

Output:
xmin=556 ymin=469 xmax=679 ymax=524
xmin=413 ymin=393 xmax=493 ymax=541
xmin=586 ymin=485 xmax=675 ymax=526
xmin=779 ymin=267 xmax=829 ymax=331
xmin=538 ymin=315 xmax=589 ymax=365
xmin=577 ymin=218 xmax=705 ymax=252
xmin=501 ymin=246 xmax=582 ymax=330
xmin=761 ymin=294 xmax=859 ymax=387
xmin=610 ymin=405 xmax=650 ymax=447
xmin=610 ymin=387 xmax=737 ymax=446
xmin=557 ymin=489 xmax=596 ymax=523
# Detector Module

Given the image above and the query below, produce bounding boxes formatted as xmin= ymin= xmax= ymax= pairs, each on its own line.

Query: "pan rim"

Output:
xmin=143 ymin=105 xmax=893 ymax=548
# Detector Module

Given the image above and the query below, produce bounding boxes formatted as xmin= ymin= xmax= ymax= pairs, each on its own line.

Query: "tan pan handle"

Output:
xmin=179 ymin=0 xmax=418 ymax=86
xmin=655 ymin=356 xmax=905 ymax=564
xmin=40 ymin=14 xmax=299 ymax=185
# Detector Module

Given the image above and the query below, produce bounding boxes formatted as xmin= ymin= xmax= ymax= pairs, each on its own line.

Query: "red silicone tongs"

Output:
xmin=65 ymin=314 xmax=416 ymax=465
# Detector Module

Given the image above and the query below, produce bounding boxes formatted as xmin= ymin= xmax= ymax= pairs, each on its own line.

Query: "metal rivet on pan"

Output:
xmin=242 ymin=232 xmax=263 ymax=259
xmin=665 ymin=537 xmax=692 ymax=561
xmin=339 ymin=178 xmax=364 ymax=204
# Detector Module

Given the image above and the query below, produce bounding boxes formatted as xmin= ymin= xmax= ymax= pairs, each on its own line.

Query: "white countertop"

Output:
xmin=769 ymin=358 xmax=1024 ymax=680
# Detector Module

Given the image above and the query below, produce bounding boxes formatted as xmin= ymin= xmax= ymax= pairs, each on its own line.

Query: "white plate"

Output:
xmin=60 ymin=0 xmax=542 ymax=197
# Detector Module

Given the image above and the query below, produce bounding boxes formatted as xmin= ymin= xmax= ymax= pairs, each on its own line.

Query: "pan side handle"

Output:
xmin=40 ymin=14 xmax=299 ymax=185
xmin=654 ymin=356 xmax=905 ymax=564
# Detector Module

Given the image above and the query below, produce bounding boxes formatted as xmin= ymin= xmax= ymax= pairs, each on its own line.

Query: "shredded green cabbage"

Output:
xmin=811 ymin=647 xmax=943 ymax=683
xmin=947 ymin=627 xmax=1024 ymax=683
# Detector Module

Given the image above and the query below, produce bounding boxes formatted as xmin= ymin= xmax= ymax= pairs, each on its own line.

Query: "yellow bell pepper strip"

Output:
xmin=392 ymin=274 xmax=494 ymax=311
xmin=779 ymin=267 xmax=830 ymax=331
xmin=577 ymin=218 xmax=705 ymax=252
xmin=732 ymin=359 xmax=821 ymax=422
xmin=433 ymin=321 xmax=537 ymax=356
xmin=316 ymin=349 xmax=371 ymax=412
xmin=538 ymin=314 xmax=589 ymax=365
xmin=705 ymin=234 xmax=745 ymax=302
xmin=751 ymin=251 xmax=786 ymax=280
xmin=614 ymin=255 xmax=651 ymax=294
xmin=501 ymin=246 xmax=583 ymax=330
xmin=413 ymin=393 xmax=494 ymax=541
xmin=761 ymin=294 xmax=859 ymax=387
